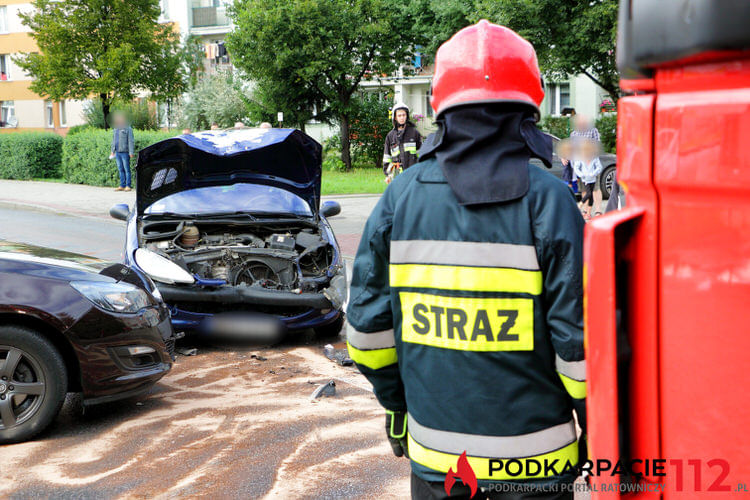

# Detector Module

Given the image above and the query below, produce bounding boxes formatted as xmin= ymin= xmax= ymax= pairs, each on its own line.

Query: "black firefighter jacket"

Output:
xmin=347 ymin=147 xmax=586 ymax=486
xmin=382 ymin=124 xmax=422 ymax=174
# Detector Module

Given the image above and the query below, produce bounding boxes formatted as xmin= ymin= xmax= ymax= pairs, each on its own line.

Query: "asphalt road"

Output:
xmin=0 ymin=202 xmax=590 ymax=500
xmin=0 ymin=203 xmax=416 ymax=499
xmin=0 ymin=207 xmax=125 ymax=261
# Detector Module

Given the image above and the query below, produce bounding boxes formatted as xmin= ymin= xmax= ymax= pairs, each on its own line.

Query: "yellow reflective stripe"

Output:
xmin=400 ymin=292 xmax=534 ymax=351
xmin=389 ymin=264 xmax=543 ymax=295
xmin=408 ymin=434 xmax=579 ymax=480
xmin=558 ymin=372 xmax=586 ymax=399
xmin=408 ymin=415 xmax=576 ymax=458
xmin=347 ymin=342 xmax=397 ymax=370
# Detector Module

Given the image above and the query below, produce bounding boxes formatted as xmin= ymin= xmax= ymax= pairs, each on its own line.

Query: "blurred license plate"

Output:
xmin=205 ymin=313 xmax=284 ymax=343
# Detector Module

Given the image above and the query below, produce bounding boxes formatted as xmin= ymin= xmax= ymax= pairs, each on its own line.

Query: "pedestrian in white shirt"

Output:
xmin=573 ymin=147 xmax=603 ymax=220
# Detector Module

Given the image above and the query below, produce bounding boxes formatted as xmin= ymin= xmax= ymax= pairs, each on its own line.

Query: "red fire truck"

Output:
xmin=585 ymin=1 xmax=750 ymax=497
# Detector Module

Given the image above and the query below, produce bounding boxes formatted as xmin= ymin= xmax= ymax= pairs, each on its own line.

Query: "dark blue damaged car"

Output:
xmin=109 ymin=128 xmax=347 ymax=340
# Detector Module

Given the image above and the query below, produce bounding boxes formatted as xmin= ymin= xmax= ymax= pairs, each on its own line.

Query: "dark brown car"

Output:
xmin=0 ymin=241 xmax=175 ymax=444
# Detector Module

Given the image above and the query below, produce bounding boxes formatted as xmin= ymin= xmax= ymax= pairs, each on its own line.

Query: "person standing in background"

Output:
xmin=382 ymin=102 xmax=422 ymax=183
xmin=573 ymin=139 xmax=603 ymax=220
xmin=568 ymin=114 xmax=602 ymax=213
xmin=110 ymin=112 xmax=134 ymax=192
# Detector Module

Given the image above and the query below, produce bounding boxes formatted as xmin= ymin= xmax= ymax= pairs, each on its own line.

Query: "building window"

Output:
xmin=0 ymin=7 xmax=7 ymax=34
xmin=425 ymin=89 xmax=433 ymax=118
xmin=59 ymin=101 xmax=67 ymax=127
xmin=547 ymin=82 xmax=571 ymax=116
xmin=159 ymin=0 xmax=169 ymax=21
xmin=1 ymin=100 xmax=15 ymax=126
xmin=45 ymin=100 xmax=54 ymax=127
xmin=0 ymin=54 xmax=9 ymax=81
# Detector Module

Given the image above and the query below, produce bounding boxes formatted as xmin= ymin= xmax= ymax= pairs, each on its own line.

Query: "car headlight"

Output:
xmin=71 ymin=281 xmax=151 ymax=314
xmin=134 ymin=248 xmax=195 ymax=285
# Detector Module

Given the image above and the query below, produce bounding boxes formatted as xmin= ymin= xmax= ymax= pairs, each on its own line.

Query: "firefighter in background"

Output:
xmin=383 ymin=102 xmax=422 ymax=183
xmin=347 ymin=21 xmax=586 ymax=500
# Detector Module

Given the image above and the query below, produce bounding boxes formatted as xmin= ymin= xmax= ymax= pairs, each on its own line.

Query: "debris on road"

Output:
xmin=323 ymin=343 xmax=353 ymax=366
xmin=251 ymin=353 xmax=267 ymax=361
xmin=176 ymin=347 xmax=198 ymax=356
xmin=310 ymin=380 xmax=336 ymax=399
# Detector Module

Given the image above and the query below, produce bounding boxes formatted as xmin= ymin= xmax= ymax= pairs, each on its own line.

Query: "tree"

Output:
xmin=245 ymin=76 xmax=329 ymax=132
xmin=16 ymin=0 xmax=187 ymax=128
xmin=178 ymin=71 xmax=250 ymax=130
xmin=410 ymin=0 xmax=475 ymax=66
xmin=475 ymin=0 xmax=620 ymax=98
xmin=227 ymin=0 xmax=414 ymax=170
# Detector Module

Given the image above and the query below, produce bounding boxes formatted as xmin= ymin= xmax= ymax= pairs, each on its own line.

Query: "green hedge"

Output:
xmin=595 ymin=113 xmax=617 ymax=153
xmin=539 ymin=116 xmax=572 ymax=139
xmin=61 ymin=129 xmax=176 ymax=186
xmin=0 ymin=132 xmax=63 ymax=180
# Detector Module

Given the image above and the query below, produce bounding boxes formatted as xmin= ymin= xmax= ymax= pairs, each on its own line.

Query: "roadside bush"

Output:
xmin=67 ymin=124 xmax=97 ymax=136
xmin=348 ymin=92 xmax=393 ymax=169
xmin=0 ymin=132 xmax=63 ymax=179
xmin=178 ymin=71 xmax=250 ymax=130
xmin=84 ymin=99 xmax=159 ymax=130
xmin=596 ymin=113 xmax=617 ymax=153
xmin=539 ymin=115 xmax=571 ymax=139
xmin=323 ymin=134 xmax=341 ymax=156
xmin=322 ymin=154 xmax=345 ymax=172
xmin=62 ymin=129 xmax=176 ymax=186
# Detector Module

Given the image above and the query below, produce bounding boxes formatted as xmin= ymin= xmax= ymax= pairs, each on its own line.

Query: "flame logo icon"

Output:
xmin=444 ymin=451 xmax=478 ymax=498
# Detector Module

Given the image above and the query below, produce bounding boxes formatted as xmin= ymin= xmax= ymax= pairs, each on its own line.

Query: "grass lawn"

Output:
xmin=321 ymin=168 xmax=386 ymax=195
xmin=32 ymin=177 xmax=66 ymax=183
xmin=26 ymin=170 xmax=387 ymax=195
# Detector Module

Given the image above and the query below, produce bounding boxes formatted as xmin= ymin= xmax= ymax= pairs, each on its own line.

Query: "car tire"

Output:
xmin=600 ymin=165 xmax=617 ymax=200
xmin=314 ymin=314 xmax=345 ymax=339
xmin=0 ymin=325 xmax=67 ymax=444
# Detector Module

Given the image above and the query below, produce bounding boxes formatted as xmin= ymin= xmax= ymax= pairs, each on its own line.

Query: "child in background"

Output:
xmin=557 ymin=139 xmax=577 ymax=193
xmin=573 ymin=139 xmax=603 ymax=220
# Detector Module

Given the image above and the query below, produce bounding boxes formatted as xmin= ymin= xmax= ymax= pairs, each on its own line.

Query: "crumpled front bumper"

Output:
xmin=156 ymin=283 xmax=334 ymax=309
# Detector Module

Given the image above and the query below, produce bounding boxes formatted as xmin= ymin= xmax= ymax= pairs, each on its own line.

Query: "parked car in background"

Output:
xmin=0 ymin=241 xmax=174 ymax=444
xmin=530 ymin=134 xmax=618 ymax=199
xmin=110 ymin=128 xmax=347 ymax=341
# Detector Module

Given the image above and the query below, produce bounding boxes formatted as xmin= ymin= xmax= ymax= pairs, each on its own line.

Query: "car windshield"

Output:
xmin=144 ymin=183 xmax=313 ymax=217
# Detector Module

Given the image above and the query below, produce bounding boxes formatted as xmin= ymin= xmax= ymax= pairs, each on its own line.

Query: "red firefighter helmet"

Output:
xmin=431 ymin=20 xmax=544 ymax=117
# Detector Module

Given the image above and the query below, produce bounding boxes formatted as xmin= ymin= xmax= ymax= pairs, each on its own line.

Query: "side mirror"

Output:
xmin=110 ymin=203 xmax=130 ymax=221
xmin=320 ymin=200 xmax=341 ymax=218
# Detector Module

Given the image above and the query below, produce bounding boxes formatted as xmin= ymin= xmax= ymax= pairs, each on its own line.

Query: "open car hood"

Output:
xmin=136 ymin=128 xmax=322 ymax=215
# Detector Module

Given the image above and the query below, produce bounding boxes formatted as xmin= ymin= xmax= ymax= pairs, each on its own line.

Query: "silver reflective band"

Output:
xmin=404 ymin=142 xmax=417 ymax=148
xmin=555 ymin=355 xmax=586 ymax=381
xmin=390 ymin=240 xmax=540 ymax=271
xmin=346 ymin=323 xmax=395 ymax=350
xmin=408 ymin=414 xmax=577 ymax=458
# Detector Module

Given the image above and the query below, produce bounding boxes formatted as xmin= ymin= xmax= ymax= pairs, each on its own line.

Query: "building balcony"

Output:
xmin=191 ymin=6 xmax=229 ymax=28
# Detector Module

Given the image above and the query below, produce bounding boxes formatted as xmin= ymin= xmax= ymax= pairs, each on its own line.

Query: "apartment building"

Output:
xmin=0 ymin=1 xmax=88 ymax=133
xmin=0 ymin=0 xmax=233 ymax=134
xmin=163 ymin=0 xmax=232 ymax=71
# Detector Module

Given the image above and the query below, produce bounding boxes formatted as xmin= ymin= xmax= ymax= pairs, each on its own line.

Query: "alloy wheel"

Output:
xmin=0 ymin=346 xmax=46 ymax=430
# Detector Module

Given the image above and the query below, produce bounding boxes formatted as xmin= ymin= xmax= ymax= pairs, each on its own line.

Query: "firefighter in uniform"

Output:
xmin=347 ymin=21 xmax=586 ymax=500
xmin=383 ymin=102 xmax=422 ymax=183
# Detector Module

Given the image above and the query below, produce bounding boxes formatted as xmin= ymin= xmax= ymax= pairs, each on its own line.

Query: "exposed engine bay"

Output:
xmin=139 ymin=217 xmax=336 ymax=293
